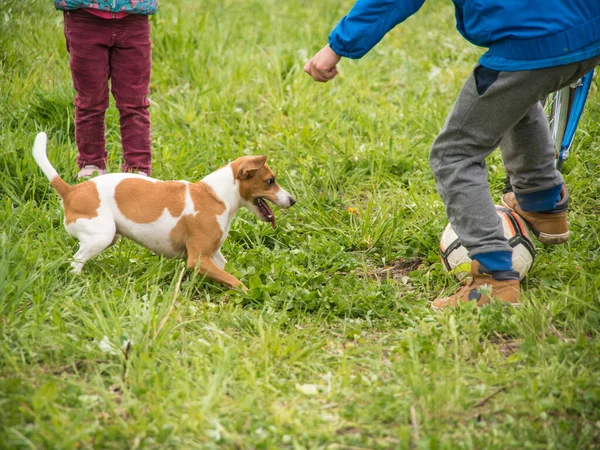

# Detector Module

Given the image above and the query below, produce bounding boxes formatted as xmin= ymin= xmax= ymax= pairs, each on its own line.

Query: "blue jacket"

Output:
xmin=329 ymin=0 xmax=600 ymax=71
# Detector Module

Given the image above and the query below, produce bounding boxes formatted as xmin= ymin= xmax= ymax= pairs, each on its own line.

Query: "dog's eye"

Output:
xmin=267 ymin=178 xmax=275 ymax=185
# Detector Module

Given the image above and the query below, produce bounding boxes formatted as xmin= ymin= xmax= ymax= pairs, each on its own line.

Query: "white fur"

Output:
xmin=276 ymin=186 xmax=294 ymax=208
xmin=202 ymin=164 xmax=241 ymax=244
xmin=213 ymin=250 xmax=228 ymax=270
xmin=32 ymin=132 xmax=59 ymax=181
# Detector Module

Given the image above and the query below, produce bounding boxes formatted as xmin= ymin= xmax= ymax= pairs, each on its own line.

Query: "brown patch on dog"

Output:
xmin=231 ymin=155 xmax=267 ymax=181
xmin=60 ymin=180 xmax=101 ymax=225
xmin=169 ymin=218 xmax=189 ymax=255
xmin=169 ymin=182 xmax=226 ymax=256
xmin=50 ymin=176 xmax=72 ymax=198
xmin=189 ymin=182 xmax=227 ymax=214
xmin=230 ymin=156 xmax=283 ymax=204
xmin=115 ymin=179 xmax=187 ymax=224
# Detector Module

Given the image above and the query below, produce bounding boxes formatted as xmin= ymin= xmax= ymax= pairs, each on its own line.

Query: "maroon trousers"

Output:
xmin=64 ymin=9 xmax=152 ymax=175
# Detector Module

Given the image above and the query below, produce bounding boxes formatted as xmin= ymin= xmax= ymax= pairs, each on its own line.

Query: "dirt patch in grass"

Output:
xmin=359 ymin=257 xmax=423 ymax=282
xmin=497 ymin=340 xmax=521 ymax=357
xmin=490 ymin=333 xmax=522 ymax=357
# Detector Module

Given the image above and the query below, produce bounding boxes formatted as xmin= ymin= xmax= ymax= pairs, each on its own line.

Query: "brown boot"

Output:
xmin=431 ymin=261 xmax=521 ymax=310
xmin=501 ymin=185 xmax=569 ymax=244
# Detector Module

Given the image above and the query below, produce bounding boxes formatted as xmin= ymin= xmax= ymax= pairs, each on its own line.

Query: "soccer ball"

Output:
xmin=440 ymin=206 xmax=536 ymax=280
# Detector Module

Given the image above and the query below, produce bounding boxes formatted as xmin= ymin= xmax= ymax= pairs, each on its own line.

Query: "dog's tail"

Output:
xmin=32 ymin=132 xmax=71 ymax=197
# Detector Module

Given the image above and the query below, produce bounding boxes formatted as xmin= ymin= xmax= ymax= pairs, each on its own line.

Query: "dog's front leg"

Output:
xmin=187 ymin=247 xmax=247 ymax=291
xmin=212 ymin=250 xmax=227 ymax=269
xmin=198 ymin=256 xmax=247 ymax=291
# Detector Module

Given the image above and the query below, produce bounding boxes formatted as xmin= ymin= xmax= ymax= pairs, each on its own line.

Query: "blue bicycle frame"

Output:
xmin=558 ymin=69 xmax=595 ymax=165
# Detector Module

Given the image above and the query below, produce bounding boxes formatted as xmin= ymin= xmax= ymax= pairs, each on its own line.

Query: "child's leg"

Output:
xmin=429 ymin=58 xmax=599 ymax=263
xmin=500 ymin=102 xmax=558 ymax=196
xmin=109 ymin=15 xmax=152 ymax=175
xmin=501 ymin=55 xmax=599 ymax=213
xmin=64 ymin=10 xmax=111 ymax=171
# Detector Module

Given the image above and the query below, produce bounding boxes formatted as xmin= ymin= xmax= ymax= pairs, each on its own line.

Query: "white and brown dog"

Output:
xmin=33 ymin=132 xmax=295 ymax=290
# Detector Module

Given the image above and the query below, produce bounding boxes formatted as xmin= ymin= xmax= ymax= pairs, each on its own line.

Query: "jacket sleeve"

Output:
xmin=328 ymin=0 xmax=427 ymax=59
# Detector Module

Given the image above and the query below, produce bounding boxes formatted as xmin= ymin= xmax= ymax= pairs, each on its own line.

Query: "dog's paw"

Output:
xmin=71 ymin=262 xmax=84 ymax=274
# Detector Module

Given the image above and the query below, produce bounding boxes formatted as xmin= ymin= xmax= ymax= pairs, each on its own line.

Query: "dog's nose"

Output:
xmin=289 ymin=197 xmax=296 ymax=207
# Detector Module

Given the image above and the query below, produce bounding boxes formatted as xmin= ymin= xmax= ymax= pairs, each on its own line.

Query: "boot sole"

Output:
xmin=537 ymin=230 xmax=570 ymax=244
xmin=501 ymin=198 xmax=569 ymax=245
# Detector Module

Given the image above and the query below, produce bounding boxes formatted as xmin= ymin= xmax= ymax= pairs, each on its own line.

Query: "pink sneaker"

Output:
xmin=77 ymin=165 xmax=106 ymax=179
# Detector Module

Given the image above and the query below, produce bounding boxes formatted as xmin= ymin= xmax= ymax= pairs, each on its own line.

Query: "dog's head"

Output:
xmin=231 ymin=155 xmax=296 ymax=227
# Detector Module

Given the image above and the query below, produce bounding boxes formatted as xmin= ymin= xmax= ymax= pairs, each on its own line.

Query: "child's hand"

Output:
xmin=304 ymin=45 xmax=341 ymax=82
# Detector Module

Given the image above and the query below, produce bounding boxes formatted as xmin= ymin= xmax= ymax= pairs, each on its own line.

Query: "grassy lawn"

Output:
xmin=2 ymin=0 xmax=600 ymax=448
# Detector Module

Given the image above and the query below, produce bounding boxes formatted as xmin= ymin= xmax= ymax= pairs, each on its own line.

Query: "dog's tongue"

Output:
xmin=257 ymin=198 xmax=276 ymax=228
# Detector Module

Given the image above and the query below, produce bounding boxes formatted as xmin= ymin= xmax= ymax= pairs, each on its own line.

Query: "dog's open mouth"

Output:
xmin=254 ymin=197 xmax=275 ymax=228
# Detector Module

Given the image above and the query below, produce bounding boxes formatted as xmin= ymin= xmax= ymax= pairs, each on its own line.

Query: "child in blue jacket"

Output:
xmin=304 ymin=0 xmax=600 ymax=308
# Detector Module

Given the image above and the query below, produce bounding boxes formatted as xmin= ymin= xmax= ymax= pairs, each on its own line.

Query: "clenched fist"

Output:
xmin=304 ymin=45 xmax=341 ymax=82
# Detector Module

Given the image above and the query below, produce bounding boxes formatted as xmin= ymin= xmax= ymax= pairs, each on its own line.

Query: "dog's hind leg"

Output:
xmin=69 ymin=220 xmax=117 ymax=273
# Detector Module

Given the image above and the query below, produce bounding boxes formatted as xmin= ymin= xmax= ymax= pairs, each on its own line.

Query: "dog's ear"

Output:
xmin=236 ymin=155 xmax=267 ymax=180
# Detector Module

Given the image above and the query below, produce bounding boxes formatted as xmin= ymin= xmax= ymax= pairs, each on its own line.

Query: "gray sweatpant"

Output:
xmin=429 ymin=56 xmax=600 ymax=257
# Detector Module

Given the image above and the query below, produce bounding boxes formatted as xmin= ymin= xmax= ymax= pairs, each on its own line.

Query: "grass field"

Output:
xmin=2 ymin=0 xmax=600 ymax=448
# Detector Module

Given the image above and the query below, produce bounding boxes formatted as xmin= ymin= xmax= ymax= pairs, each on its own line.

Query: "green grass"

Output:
xmin=2 ymin=0 xmax=600 ymax=448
